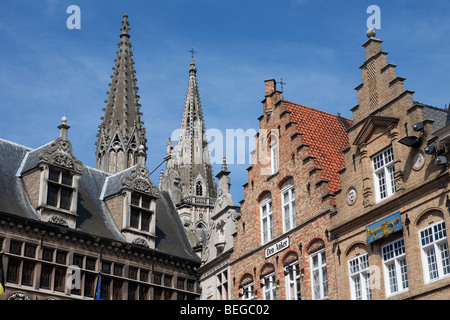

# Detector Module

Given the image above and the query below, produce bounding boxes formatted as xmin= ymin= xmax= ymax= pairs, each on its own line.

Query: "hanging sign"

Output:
xmin=366 ymin=211 xmax=402 ymax=244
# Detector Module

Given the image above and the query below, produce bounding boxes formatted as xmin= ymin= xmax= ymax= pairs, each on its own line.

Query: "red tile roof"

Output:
xmin=284 ymin=100 xmax=353 ymax=194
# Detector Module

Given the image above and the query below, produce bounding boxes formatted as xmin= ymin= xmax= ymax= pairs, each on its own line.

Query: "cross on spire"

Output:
xmin=188 ymin=46 xmax=197 ymax=59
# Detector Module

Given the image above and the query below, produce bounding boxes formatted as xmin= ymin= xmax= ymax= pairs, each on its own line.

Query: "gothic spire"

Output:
xmin=95 ymin=14 xmax=147 ymax=173
xmin=160 ymin=56 xmax=216 ymax=216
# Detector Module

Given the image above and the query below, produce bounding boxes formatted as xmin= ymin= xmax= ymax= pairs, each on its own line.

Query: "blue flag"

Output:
xmin=94 ymin=273 xmax=101 ymax=300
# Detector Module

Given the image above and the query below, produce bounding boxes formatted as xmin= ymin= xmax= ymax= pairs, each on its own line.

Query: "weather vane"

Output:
xmin=278 ymin=78 xmax=286 ymax=98
xmin=188 ymin=45 xmax=197 ymax=59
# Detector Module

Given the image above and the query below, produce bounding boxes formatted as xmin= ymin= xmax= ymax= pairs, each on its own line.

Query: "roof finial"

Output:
xmin=221 ymin=157 xmax=228 ymax=172
xmin=120 ymin=13 xmax=130 ymax=38
xmin=367 ymin=28 xmax=376 ymax=38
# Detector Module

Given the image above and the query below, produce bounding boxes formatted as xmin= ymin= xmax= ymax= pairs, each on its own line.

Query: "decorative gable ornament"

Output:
xmin=121 ymin=164 xmax=159 ymax=198
xmin=39 ymin=137 xmax=83 ymax=173
xmin=353 ymin=116 xmax=399 ymax=146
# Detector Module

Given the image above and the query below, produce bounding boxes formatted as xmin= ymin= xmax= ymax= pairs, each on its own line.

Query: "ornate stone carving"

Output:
xmin=39 ymin=137 xmax=83 ymax=173
xmin=363 ymin=192 xmax=372 ymax=208
xmin=122 ymin=164 xmax=159 ymax=197
xmin=7 ymin=292 xmax=30 ymax=300
xmin=132 ymin=237 xmax=149 ymax=248
xmin=48 ymin=216 xmax=69 ymax=227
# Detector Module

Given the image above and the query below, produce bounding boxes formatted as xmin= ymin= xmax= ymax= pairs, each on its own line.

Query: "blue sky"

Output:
xmin=1 ymin=0 xmax=449 ymax=203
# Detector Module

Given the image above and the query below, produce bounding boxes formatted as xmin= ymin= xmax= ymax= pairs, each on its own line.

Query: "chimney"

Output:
xmin=265 ymin=79 xmax=276 ymax=96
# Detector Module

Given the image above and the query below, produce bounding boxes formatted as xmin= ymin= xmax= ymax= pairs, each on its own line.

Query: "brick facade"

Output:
xmin=330 ymin=33 xmax=450 ymax=300
xmin=230 ymin=80 xmax=351 ymax=300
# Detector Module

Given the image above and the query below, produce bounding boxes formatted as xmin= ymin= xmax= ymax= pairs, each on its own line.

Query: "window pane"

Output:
xmin=7 ymin=258 xmax=20 ymax=283
xmin=60 ymin=188 xmax=72 ymax=210
xmin=130 ymin=208 xmax=139 ymax=229
xmin=439 ymin=242 xmax=450 ymax=276
xmin=47 ymin=184 xmax=59 ymax=207
xmin=141 ymin=196 xmax=150 ymax=209
xmin=131 ymin=194 xmax=140 ymax=206
xmin=377 ymin=171 xmax=387 ymax=199
xmin=40 ymin=264 xmax=52 ymax=289
xmin=61 ymin=172 xmax=73 ymax=186
xmin=425 ymin=247 xmax=439 ymax=280
xmin=141 ymin=213 xmax=150 ymax=232
xmin=48 ymin=169 xmax=60 ymax=182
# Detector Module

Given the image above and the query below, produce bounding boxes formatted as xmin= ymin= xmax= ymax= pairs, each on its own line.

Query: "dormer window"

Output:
xmin=130 ymin=192 xmax=152 ymax=232
xmin=47 ymin=168 xmax=74 ymax=211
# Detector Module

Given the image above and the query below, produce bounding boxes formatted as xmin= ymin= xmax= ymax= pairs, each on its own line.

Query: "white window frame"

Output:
xmin=348 ymin=254 xmax=372 ymax=300
xmin=381 ymin=238 xmax=409 ymax=296
xmin=281 ymin=182 xmax=296 ymax=233
xmin=241 ymin=282 xmax=254 ymax=300
xmin=260 ymin=198 xmax=273 ymax=245
xmin=419 ymin=220 xmax=450 ymax=284
xmin=284 ymin=261 xmax=301 ymax=300
xmin=270 ymin=143 xmax=279 ymax=174
xmin=262 ymin=273 xmax=277 ymax=300
xmin=310 ymin=249 xmax=328 ymax=300
xmin=372 ymin=146 xmax=396 ymax=203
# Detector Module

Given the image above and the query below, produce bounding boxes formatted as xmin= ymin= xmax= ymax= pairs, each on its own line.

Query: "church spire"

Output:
xmin=177 ymin=56 xmax=215 ymax=198
xmin=160 ymin=55 xmax=217 ymax=228
xmin=95 ymin=14 xmax=147 ymax=173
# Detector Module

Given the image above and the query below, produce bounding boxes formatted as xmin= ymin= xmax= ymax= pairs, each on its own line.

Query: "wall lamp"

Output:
xmin=425 ymin=145 xmax=437 ymax=155
xmin=398 ymin=122 xmax=422 ymax=148
xmin=259 ymin=274 xmax=279 ymax=288
xmin=238 ymin=284 xmax=258 ymax=298
xmin=435 ymin=154 xmax=449 ymax=166
xmin=283 ymin=262 xmax=304 ymax=278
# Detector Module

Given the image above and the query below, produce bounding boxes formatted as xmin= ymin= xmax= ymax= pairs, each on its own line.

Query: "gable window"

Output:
xmin=348 ymin=254 xmax=372 ymax=300
xmin=47 ymin=168 xmax=73 ymax=210
xmin=419 ymin=220 xmax=450 ymax=283
xmin=260 ymin=197 xmax=273 ymax=245
xmin=270 ymin=143 xmax=279 ymax=174
xmin=382 ymin=238 xmax=409 ymax=296
xmin=130 ymin=192 xmax=152 ymax=232
xmin=281 ymin=180 xmax=295 ymax=232
xmin=310 ymin=249 xmax=328 ymax=300
xmin=372 ymin=146 xmax=396 ymax=202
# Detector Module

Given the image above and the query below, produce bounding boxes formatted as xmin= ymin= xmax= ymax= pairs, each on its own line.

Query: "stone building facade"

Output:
xmin=229 ymin=79 xmax=352 ymax=300
xmin=329 ymin=30 xmax=450 ymax=300
xmin=0 ymin=14 xmax=200 ymax=301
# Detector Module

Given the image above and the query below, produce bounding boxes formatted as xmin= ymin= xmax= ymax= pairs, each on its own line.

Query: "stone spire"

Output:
xmin=174 ymin=57 xmax=216 ymax=200
xmin=160 ymin=57 xmax=216 ymax=228
xmin=95 ymin=14 xmax=147 ymax=174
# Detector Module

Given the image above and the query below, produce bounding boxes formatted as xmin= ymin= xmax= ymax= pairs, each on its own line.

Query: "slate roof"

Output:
xmin=284 ymin=101 xmax=353 ymax=194
xmin=0 ymin=138 xmax=200 ymax=263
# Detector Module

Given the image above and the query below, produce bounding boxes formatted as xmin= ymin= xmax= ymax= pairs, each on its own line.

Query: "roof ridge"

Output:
xmin=282 ymin=99 xmax=353 ymax=122
xmin=0 ymin=138 xmax=33 ymax=151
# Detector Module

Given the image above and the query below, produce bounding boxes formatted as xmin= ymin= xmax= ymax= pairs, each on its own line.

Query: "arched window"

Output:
xmin=281 ymin=178 xmax=295 ymax=232
xmin=417 ymin=211 xmax=449 ymax=283
xmin=196 ymin=181 xmax=203 ymax=196
xmin=259 ymin=193 xmax=273 ymax=245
